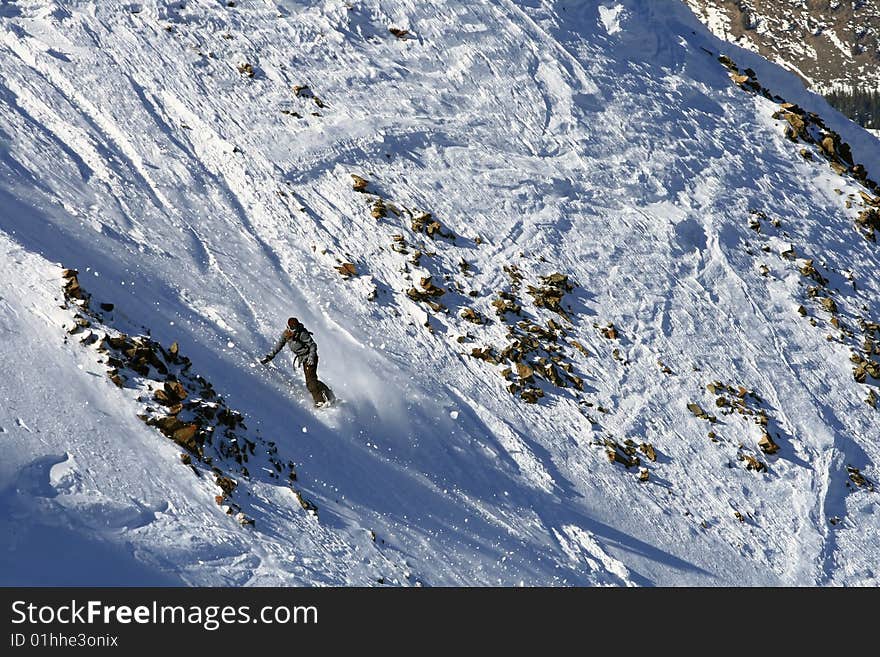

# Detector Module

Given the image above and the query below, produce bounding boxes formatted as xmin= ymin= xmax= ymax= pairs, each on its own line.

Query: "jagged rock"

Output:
xmin=820 ymin=135 xmax=837 ymax=158
xmin=237 ymin=62 xmax=254 ymax=77
xmin=639 ymin=443 xmax=657 ymax=462
xmin=602 ymin=324 xmax=618 ymax=340
xmin=389 ymin=27 xmax=409 ymax=39
xmin=372 ymin=198 xmax=387 ymax=219
xmin=108 ymin=370 xmax=124 ymax=387
xmin=741 ymin=453 xmax=766 ymax=473
xmin=799 ymin=260 xmax=828 ymax=285
xmin=418 ymin=276 xmax=445 ymax=296
xmin=520 ymin=387 xmax=543 ymax=403
xmin=293 ymin=489 xmax=318 ymax=514
xmin=527 ymin=273 xmax=573 ymax=317
xmin=335 ymin=262 xmax=357 ymax=278
xmin=470 ymin=347 xmax=498 ymax=364
xmin=570 ymin=341 xmax=590 ymax=357
xmin=638 ymin=467 xmax=649 ymax=482
xmin=516 ymin=362 xmax=534 ymax=381
xmin=172 ymin=423 xmax=199 ymax=451
xmin=155 ymin=380 xmax=187 ymax=405
xmin=820 ymin=297 xmax=838 ymax=313
xmin=217 ymin=408 xmax=244 ymax=428
xmin=797 ymin=305 xmax=808 ymax=317
xmin=860 ymin=191 xmax=880 ymax=207
xmin=847 ymin=466 xmax=868 ymax=488
xmin=106 ymin=334 xmax=132 ymax=350
xmin=830 ymin=161 xmax=847 ymax=175
xmin=149 ymin=415 xmax=186 ymax=436
xmin=215 ymin=474 xmax=237 ymax=496
xmin=687 ymin=402 xmax=716 ymax=422
xmin=63 ymin=275 xmax=83 ymax=300
xmin=782 ymin=112 xmax=806 ymax=141
xmin=758 ymin=432 xmax=779 ymax=455
xmin=460 ymin=308 xmax=483 ymax=324
xmin=411 ymin=211 xmax=449 ymax=239
xmin=606 ymin=443 xmax=638 ymax=468
xmin=856 ymin=207 xmax=880 ymax=231
xmin=492 ymin=295 xmax=521 ymax=316
xmin=351 ymin=174 xmax=369 ymax=192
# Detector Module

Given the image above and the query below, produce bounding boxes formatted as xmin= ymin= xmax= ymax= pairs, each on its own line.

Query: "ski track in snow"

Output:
xmin=1 ymin=0 xmax=879 ymax=586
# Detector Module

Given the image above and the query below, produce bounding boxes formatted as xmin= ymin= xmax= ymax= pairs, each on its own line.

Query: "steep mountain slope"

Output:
xmin=1 ymin=0 xmax=879 ymax=586
xmin=683 ymin=0 xmax=880 ymax=93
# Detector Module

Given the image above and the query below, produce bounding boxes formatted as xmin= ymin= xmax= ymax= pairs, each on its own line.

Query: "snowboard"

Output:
xmin=314 ymin=380 xmax=337 ymax=408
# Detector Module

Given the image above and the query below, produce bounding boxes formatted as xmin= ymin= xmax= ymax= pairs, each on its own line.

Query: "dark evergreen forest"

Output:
xmin=825 ymin=88 xmax=880 ymax=129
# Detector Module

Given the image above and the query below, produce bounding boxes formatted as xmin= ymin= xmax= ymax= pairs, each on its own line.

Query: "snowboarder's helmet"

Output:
xmin=287 ymin=317 xmax=300 ymax=329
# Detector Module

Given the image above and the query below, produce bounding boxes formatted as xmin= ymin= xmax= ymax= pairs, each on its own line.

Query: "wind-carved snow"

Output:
xmin=0 ymin=0 xmax=879 ymax=586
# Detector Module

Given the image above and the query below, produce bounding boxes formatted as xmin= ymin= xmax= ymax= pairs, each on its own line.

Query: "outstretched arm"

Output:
xmin=261 ymin=330 xmax=291 ymax=364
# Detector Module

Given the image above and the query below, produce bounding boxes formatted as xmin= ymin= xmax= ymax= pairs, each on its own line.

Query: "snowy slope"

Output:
xmin=1 ymin=0 xmax=879 ymax=586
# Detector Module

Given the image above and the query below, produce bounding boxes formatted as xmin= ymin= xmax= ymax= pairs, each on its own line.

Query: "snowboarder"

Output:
xmin=260 ymin=317 xmax=334 ymax=406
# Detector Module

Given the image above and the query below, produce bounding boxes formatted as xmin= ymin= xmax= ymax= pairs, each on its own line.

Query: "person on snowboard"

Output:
xmin=260 ymin=317 xmax=333 ymax=406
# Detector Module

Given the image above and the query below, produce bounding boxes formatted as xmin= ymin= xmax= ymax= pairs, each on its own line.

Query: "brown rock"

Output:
xmin=461 ymin=308 xmax=483 ymax=324
xmin=516 ymin=362 xmax=534 ymax=380
xmin=172 ymin=424 xmax=199 ymax=450
xmin=293 ymin=489 xmax=318 ymax=513
xmin=335 ymin=262 xmax=357 ymax=278
xmin=419 ymin=276 xmax=445 ymax=296
xmin=371 ymin=199 xmax=387 ymax=219
xmin=215 ymin=474 xmax=237 ymax=496
xmin=758 ymin=432 xmax=779 ymax=455
xmin=351 ymin=174 xmax=369 ymax=192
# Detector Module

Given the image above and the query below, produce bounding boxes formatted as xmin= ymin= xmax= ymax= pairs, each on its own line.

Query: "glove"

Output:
xmin=259 ymin=355 xmax=270 ymax=365
xmin=305 ymin=353 xmax=316 ymax=367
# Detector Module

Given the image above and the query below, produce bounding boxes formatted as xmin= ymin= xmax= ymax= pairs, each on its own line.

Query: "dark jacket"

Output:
xmin=264 ymin=324 xmax=317 ymax=366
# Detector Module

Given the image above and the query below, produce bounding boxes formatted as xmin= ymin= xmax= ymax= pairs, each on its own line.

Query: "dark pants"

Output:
xmin=303 ymin=356 xmax=325 ymax=405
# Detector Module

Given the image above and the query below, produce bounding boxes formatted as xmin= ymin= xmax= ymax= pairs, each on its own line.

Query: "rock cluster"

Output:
xmin=718 ymin=54 xmax=879 ymax=196
xmin=59 ymin=268 xmax=317 ymax=528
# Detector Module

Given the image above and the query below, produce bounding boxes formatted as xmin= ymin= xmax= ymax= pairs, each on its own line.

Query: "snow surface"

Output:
xmin=1 ymin=0 xmax=879 ymax=586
